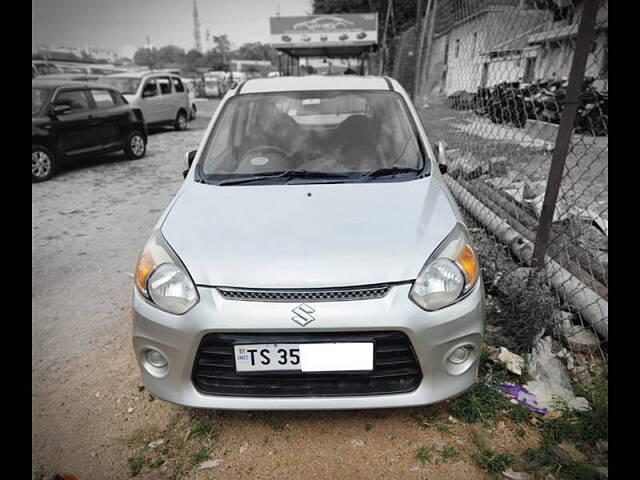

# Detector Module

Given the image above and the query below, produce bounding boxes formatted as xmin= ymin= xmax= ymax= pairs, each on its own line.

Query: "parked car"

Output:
xmin=181 ymin=77 xmax=198 ymax=121
xmin=203 ymin=71 xmax=228 ymax=98
xmin=32 ymin=79 xmax=147 ymax=182
xmin=100 ymin=71 xmax=190 ymax=130
xmin=132 ymin=75 xmax=485 ymax=410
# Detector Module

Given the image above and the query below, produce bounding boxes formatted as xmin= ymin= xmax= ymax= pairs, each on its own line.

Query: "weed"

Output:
xmin=191 ymin=417 xmax=218 ymax=439
xmin=508 ymin=404 xmax=532 ymax=424
xmin=149 ymin=457 xmax=165 ymax=469
xmin=473 ymin=433 xmax=514 ymax=473
xmin=450 ymin=383 xmax=508 ymax=424
xmin=440 ymin=445 xmax=460 ymax=462
xmin=515 ymin=428 xmax=526 ymax=438
xmin=415 ymin=446 xmax=433 ymax=464
xmin=191 ymin=445 xmax=208 ymax=464
xmin=127 ymin=456 xmax=146 ymax=477
xmin=436 ymin=423 xmax=452 ymax=433
xmin=410 ymin=407 xmax=443 ymax=428
xmin=364 ymin=423 xmax=374 ymax=432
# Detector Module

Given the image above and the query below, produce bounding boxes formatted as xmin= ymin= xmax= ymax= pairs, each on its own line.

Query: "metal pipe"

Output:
xmin=444 ymin=175 xmax=608 ymax=340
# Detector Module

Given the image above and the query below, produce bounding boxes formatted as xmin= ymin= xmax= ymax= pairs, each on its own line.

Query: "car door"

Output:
xmin=139 ymin=77 xmax=163 ymax=124
xmin=156 ymin=76 xmax=174 ymax=122
xmin=171 ymin=76 xmax=189 ymax=118
xmin=51 ymin=87 xmax=102 ymax=156
xmin=87 ymin=88 xmax=130 ymax=150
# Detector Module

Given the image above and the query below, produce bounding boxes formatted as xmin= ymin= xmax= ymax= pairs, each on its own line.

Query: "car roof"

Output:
xmin=103 ymin=70 xmax=179 ymax=79
xmin=32 ymin=78 xmax=114 ymax=90
xmin=238 ymin=75 xmax=391 ymax=94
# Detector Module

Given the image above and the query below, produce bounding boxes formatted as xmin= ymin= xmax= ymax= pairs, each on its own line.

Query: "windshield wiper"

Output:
xmin=217 ymin=170 xmax=349 ymax=186
xmin=361 ymin=167 xmax=421 ymax=181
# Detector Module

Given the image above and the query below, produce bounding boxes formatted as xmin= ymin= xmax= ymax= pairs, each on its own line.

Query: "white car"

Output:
xmin=132 ymin=75 xmax=485 ymax=410
xmin=181 ymin=77 xmax=198 ymax=120
xmin=101 ymin=71 xmax=191 ymax=130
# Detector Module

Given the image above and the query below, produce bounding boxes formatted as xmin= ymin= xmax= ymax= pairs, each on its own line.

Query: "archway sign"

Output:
xmin=269 ymin=13 xmax=379 ymax=75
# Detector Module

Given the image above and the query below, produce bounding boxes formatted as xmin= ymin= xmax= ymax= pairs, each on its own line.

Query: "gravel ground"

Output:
xmin=32 ymin=98 xmax=540 ymax=480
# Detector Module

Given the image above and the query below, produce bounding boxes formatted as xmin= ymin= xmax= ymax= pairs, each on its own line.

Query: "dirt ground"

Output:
xmin=32 ymin=99 xmax=542 ymax=480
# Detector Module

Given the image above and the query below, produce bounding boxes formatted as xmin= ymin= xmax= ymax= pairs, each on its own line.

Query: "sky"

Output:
xmin=32 ymin=0 xmax=312 ymax=53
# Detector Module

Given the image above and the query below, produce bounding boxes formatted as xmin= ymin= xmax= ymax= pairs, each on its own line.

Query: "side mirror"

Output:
xmin=183 ymin=149 xmax=197 ymax=178
xmin=52 ymin=104 xmax=72 ymax=115
xmin=436 ymin=140 xmax=448 ymax=174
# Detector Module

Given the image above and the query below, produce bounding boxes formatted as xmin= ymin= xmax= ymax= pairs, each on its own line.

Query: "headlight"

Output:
xmin=134 ymin=230 xmax=199 ymax=315
xmin=410 ymin=223 xmax=479 ymax=311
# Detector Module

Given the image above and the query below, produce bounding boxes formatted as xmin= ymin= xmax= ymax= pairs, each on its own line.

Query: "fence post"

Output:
xmin=531 ymin=0 xmax=600 ymax=268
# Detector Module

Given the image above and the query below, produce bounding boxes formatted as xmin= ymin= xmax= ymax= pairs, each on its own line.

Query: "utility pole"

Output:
xmin=379 ymin=0 xmax=392 ymax=75
xmin=420 ymin=0 xmax=439 ymax=100
xmin=413 ymin=0 xmax=433 ymax=101
xmin=193 ymin=0 xmax=202 ymax=52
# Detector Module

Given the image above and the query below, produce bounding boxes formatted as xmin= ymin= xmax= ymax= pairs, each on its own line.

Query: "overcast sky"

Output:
xmin=32 ymin=0 xmax=312 ymax=51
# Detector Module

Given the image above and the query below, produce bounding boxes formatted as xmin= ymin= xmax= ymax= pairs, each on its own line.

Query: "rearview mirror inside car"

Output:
xmin=183 ymin=149 xmax=197 ymax=178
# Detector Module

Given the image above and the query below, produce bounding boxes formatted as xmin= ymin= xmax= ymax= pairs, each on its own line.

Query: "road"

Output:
xmin=32 ymin=98 xmax=536 ymax=480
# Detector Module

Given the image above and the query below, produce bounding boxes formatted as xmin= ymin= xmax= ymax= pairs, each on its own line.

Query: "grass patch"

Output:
xmin=191 ymin=445 xmax=209 ymax=464
xmin=415 ymin=446 xmax=434 ymax=464
xmin=149 ymin=457 xmax=165 ymax=469
xmin=473 ymin=434 xmax=514 ymax=473
xmin=450 ymin=383 xmax=509 ymax=424
xmin=127 ymin=456 xmax=146 ymax=477
xmin=415 ymin=444 xmax=460 ymax=465
xmin=440 ymin=445 xmax=460 ymax=462
xmin=191 ymin=418 xmax=218 ymax=439
xmin=364 ymin=423 xmax=374 ymax=432
xmin=515 ymin=427 xmax=526 ymax=438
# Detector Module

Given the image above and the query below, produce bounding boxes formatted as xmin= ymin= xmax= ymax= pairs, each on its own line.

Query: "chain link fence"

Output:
xmin=412 ymin=0 xmax=608 ymax=379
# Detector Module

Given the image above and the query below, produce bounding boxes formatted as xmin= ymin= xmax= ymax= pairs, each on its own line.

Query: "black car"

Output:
xmin=32 ymin=79 xmax=148 ymax=182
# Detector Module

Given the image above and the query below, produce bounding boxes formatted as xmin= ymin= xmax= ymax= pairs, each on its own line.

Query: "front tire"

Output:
xmin=124 ymin=131 xmax=147 ymax=160
xmin=175 ymin=111 xmax=188 ymax=131
xmin=32 ymin=145 xmax=56 ymax=183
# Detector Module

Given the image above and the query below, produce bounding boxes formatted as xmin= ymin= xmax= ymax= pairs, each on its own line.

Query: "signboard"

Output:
xmin=270 ymin=13 xmax=378 ymax=49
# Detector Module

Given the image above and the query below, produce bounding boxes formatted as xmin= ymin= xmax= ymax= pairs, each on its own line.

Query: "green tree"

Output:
xmin=212 ymin=34 xmax=231 ymax=64
xmin=157 ymin=45 xmax=186 ymax=65
xmin=133 ymin=47 xmax=158 ymax=68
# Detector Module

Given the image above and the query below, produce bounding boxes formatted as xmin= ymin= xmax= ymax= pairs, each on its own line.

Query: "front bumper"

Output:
xmin=132 ymin=282 xmax=484 ymax=410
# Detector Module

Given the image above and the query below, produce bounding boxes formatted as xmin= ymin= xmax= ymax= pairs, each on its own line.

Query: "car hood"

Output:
xmin=161 ymin=177 xmax=458 ymax=288
xmin=123 ymin=94 xmax=137 ymax=104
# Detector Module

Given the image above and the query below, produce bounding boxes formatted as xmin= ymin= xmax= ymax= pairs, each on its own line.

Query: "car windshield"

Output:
xmin=100 ymin=77 xmax=141 ymax=94
xmin=32 ymin=88 xmax=51 ymax=116
xmin=197 ymin=90 xmax=427 ymax=184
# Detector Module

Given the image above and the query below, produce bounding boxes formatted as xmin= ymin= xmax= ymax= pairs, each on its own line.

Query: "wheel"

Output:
xmin=190 ymin=104 xmax=197 ymax=121
xmin=174 ymin=110 xmax=188 ymax=131
xmin=124 ymin=131 xmax=146 ymax=160
xmin=32 ymin=145 xmax=56 ymax=182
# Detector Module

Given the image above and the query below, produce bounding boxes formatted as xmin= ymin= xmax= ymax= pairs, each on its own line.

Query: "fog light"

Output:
xmin=448 ymin=346 xmax=471 ymax=364
xmin=145 ymin=349 xmax=167 ymax=368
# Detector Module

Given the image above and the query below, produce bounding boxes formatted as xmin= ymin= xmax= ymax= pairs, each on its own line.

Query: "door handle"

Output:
xmin=88 ymin=115 xmax=102 ymax=126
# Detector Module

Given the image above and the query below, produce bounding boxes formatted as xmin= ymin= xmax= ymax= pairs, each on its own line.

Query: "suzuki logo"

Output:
xmin=291 ymin=304 xmax=316 ymax=327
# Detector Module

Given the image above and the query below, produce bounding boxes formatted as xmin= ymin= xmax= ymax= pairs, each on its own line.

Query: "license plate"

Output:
xmin=233 ymin=342 xmax=374 ymax=373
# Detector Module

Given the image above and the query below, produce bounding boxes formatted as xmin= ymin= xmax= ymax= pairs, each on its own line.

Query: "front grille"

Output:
xmin=217 ymin=285 xmax=391 ymax=302
xmin=192 ymin=331 xmax=422 ymax=397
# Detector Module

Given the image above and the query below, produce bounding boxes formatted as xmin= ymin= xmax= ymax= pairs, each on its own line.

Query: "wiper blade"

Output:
xmin=218 ymin=170 xmax=349 ymax=186
xmin=361 ymin=167 xmax=420 ymax=180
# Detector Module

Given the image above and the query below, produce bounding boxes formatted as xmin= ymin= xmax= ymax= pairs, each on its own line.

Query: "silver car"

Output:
xmin=101 ymin=71 xmax=191 ymax=130
xmin=132 ymin=76 xmax=484 ymax=410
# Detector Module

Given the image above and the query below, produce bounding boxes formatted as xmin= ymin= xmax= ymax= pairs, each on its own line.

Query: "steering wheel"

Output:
xmin=243 ymin=145 xmax=290 ymax=161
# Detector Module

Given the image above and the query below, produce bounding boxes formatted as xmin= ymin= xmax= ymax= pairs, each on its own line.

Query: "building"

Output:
xmin=423 ymin=0 xmax=607 ymax=96
xmin=526 ymin=0 xmax=608 ymax=82
xmin=424 ymin=2 xmax=552 ymax=95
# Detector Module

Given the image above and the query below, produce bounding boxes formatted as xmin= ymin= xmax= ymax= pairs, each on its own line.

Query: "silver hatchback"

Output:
xmin=132 ymin=75 xmax=484 ymax=410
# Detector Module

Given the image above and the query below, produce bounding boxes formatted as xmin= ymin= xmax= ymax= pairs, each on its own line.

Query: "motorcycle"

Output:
xmin=486 ymin=81 xmax=528 ymax=128
xmin=575 ymin=77 xmax=608 ymax=136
